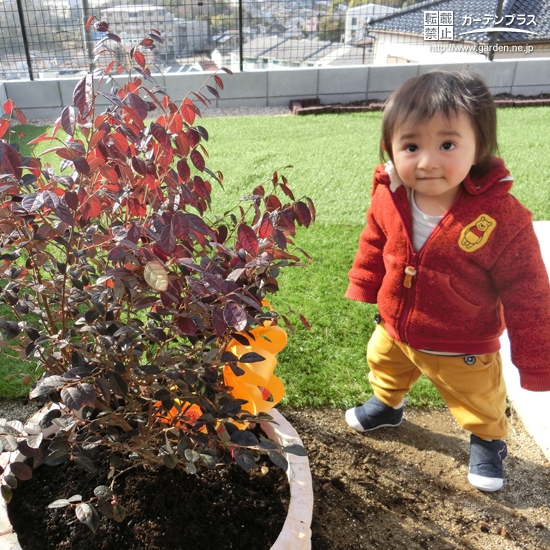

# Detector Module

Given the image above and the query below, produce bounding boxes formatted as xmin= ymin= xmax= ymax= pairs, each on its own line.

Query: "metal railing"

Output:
xmin=1 ymin=0 xmax=549 ymax=81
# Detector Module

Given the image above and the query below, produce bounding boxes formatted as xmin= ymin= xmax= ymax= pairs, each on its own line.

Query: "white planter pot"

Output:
xmin=0 ymin=406 xmax=313 ymax=550
xmin=261 ymin=409 xmax=313 ymax=550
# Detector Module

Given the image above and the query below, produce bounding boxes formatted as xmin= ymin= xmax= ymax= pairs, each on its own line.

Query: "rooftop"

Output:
xmin=368 ymin=0 xmax=550 ymax=42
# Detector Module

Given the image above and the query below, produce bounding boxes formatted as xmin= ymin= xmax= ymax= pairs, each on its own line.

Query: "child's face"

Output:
xmin=390 ymin=111 xmax=477 ymax=207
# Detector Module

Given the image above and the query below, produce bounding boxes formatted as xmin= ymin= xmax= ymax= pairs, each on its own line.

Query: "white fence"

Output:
xmin=1 ymin=57 xmax=550 ymax=120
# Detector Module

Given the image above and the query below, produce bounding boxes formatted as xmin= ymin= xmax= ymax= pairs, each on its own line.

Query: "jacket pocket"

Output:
xmin=431 ymin=271 xmax=482 ymax=318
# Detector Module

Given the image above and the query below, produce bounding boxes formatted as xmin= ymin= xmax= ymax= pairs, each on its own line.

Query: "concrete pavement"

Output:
xmin=501 ymin=220 xmax=550 ymax=462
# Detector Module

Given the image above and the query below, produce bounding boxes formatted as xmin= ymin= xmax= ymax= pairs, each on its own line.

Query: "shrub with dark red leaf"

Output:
xmin=0 ymin=17 xmax=314 ymax=529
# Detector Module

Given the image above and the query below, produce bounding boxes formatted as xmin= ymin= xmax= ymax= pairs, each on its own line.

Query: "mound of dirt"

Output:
xmin=283 ymin=406 xmax=550 ymax=550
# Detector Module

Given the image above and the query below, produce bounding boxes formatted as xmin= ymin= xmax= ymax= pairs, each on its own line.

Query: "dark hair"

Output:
xmin=380 ymin=70 xmax=498 ymax=168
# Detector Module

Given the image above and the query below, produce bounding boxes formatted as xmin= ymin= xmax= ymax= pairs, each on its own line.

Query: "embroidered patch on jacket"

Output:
xmin=459 ymin=214 xmax=497 ymax=252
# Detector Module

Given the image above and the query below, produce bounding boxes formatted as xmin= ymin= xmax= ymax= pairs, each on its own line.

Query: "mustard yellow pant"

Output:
xmin=366 ymin=323 xmax=509 ymax=440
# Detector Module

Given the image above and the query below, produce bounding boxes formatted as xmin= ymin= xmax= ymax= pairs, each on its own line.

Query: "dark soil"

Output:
xmin=492 ymin=92 xmax=550 ymax=100
xmin=284 ymin=407 xmax=550 ymax=550
xmin=338 ymin=92 xmax=550 ymax=107
xmin=7 ymin=437 xmax=289 ymax=550
xmin=3 ymin=401 xmax=550 ymax=550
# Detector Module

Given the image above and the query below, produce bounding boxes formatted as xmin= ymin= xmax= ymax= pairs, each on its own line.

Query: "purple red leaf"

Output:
xmin=190 ymin=149 xmax=205 ymax=171
xmin=223 ymin=301 xmax=247 ymax=331
xmin=296 ymin=201 xmax=312 ymax=228
xmin=73 ymin=74 xmax=93 ymax=118
xmin=21 ymin=193 xmax=45 ymax=212
xmin=236 ymin=225 xmax=259 ymax=256
xmin=128 ymin=93 xmax=149 ymax=121
xmin=160 ymin=224 xmax=176 ymax=254
xmin=3 ymin=99 xmax=13 ymax=114
xmin=150 ymin=122 xmax=171 ymax=152
xmin=206 ymin=85 xmax=220 ymax=99
xmin=177 ymin=158 xmax=190 ymax=182
xmin=212 ymin=309 xmax=227 ymax=336
xmin=171 ymin=212 xmax=190 ymax=240
xmin=178 ymin=317 xmax=197 ymax=336
xmin=73 ymin=157 xmax=91 ymax=176
xmin=108 ymin=247 xmax=126 ymax=261
xmin=259 ymin=213 xmax=274 ymax=239
xmin=280 ymin=183 xmax=295 ymax=200
xmin=13 ymin=107 xmax=26 ymax=125
xmin=305 ymin=196 xmax=316 ymax=222
xmin=265 ymin=195 xmax=282 ymax=212
xmin=0 ymin=120 xmax=9 ymax=140
xmin=187 ymin=129 xmax=201 ymax=148
xmin=61 ymin=106 xmax=76 ymax=136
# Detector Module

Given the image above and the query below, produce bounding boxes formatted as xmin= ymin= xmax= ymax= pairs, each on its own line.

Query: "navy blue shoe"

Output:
xmin=468 ymin=434 xmax=507 ymax=491
xmin=345 ymin=395 xmax=403 ymax=432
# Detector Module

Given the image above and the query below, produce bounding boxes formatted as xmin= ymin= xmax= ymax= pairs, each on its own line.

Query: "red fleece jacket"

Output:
xmin=346 ymin=158 xmax=550 ymax=391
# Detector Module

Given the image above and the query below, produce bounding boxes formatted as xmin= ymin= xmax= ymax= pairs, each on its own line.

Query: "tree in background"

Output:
xmin=211 ymin=13 xmax=237 ymax=34
xmin=319 ymin=13 xmax=345 ymax=42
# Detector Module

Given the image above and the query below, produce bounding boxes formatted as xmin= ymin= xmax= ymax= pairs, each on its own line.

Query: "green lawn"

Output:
xmin=2 ymin=107 xmax=549 ymax=405
xmin=199 ymin=108 xmax=550 ymax=409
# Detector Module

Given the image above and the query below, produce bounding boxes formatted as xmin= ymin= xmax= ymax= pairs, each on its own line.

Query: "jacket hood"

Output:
xmin=371 ymin=157 xmax=512 ymax=198
xmin=462 ymin=157 xmax=511 ymax=196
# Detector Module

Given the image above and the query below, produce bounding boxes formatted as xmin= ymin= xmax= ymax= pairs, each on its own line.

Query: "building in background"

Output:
xmin=233 ymin=35 xmax=372 ymax=70
xmin=344 ymin=3 xmax=396 ymax=43
xmin=99 ymin=5 xmax=209 ymax=61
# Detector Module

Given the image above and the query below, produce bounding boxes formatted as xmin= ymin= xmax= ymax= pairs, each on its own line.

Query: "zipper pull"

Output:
xmin=403 ymin=266 xmax=417 ymax=288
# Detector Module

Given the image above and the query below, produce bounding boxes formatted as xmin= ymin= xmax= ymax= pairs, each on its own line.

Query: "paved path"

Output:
xmin=501 ymin=220 xmax=550 ymax=462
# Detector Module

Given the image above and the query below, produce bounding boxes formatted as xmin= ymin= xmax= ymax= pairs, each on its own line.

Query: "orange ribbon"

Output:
xmin=156 ymin=315 xmax=288 ymax=427
xmin=223 ymin=323 xmax=287 ymax=415
xmin=156 ymin=400 xmax=203 ymax=427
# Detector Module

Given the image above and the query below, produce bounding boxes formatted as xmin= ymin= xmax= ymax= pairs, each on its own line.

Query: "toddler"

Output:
xmin=344 ymin=70 xmax=550 ymax=491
